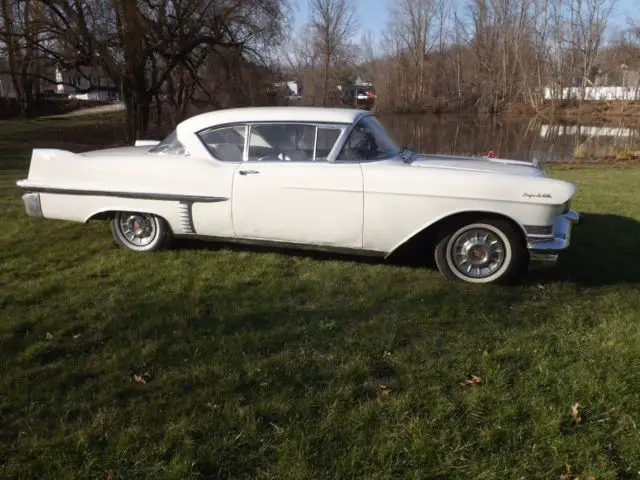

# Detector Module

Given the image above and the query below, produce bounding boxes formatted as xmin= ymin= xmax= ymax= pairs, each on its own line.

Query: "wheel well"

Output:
xmin=85 ymin=210 xmax=172 ymax=230
xmin=387 ymin=211 xmax=528 ymax=260
xmin=86 ymin=210 xmax=115 ymax=222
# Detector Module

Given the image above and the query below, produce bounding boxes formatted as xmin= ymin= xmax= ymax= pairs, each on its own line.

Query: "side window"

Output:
xmin=337 ymin=116 xmax=400 ymax=161
xmin=248 ymin=123 xmax=316 ymax=162
xmin=315 ymin=127 xmax=342 ymax=161
xmin=197 ymin=125 xmax=247 ymax=162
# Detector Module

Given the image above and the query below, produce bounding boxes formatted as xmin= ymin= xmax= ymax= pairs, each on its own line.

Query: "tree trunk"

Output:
xmin=155 ymin=94 xmax=162 ymax=129
xmin=322 ymin=51 xmax=331 ymax=107
xmin=123 ymin=88 xmax=151 ymax=142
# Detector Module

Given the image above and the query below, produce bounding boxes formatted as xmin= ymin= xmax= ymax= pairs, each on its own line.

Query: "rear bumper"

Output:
xmin=21 ymin=192 xmax=44 ymax=218
xmin=527 ymin=209 xmax=581 ymax=267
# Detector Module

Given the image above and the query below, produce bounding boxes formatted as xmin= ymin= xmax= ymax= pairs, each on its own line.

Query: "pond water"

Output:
xmin=376 ymin=114 xmax=640 ymax=164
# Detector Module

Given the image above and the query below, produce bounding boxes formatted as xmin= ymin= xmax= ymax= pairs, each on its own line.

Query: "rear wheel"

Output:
xmin=110 ymin=211 xmax=173 ymax=252
xmin=434 ymin=218 xmax=528 ymax=284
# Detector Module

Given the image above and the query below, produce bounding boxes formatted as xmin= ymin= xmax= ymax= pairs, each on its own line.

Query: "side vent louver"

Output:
xmin=178 ymin=202 xmax=194 ymax=234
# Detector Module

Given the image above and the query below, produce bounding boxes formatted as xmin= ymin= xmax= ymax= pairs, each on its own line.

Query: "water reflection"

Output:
xmin=377 ymin=114 xmax=640 ymax=163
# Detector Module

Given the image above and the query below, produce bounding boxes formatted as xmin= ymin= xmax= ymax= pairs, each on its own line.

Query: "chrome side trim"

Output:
xmin=527 ymin=209 xmax=581 ymax=252
xmin=18 ymin=185 xmax=227 ymax=203
xmin=173 ymin=233 xmax=388 ymax=258
xmin=22 ymin=192 xmax=43 ymax=217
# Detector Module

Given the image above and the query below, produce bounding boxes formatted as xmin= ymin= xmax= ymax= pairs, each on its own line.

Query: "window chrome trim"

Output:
xmin=193 ymin=116 xmax=372 ymax=164
xmin=312 ymin=126 xmax=318 ymax=161
xmin=242 ymin=124 xmax=249 ymax=162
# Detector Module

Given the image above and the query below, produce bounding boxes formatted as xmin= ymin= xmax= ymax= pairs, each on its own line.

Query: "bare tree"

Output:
xmin=0 ymin=0 xmax=43 ymax=116
xmin=566 ymin=0 xmax=616 ymax=95
xmin=307 ymin=0 xmax=358 ymax=106
xmin=283 ymin=25 xmax=322 ymax=104
xmin=14 ymin=0 xmax=290 ymax=139
xmin=360 ymin=30 xmax=377 ymax=83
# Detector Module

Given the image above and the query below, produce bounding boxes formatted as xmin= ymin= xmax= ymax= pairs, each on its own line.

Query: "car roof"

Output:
xmin=178 ymin=106 xmax=371 ymax=132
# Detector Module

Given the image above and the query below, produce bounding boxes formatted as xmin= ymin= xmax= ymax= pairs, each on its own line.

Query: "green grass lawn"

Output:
xmin=2 ymin=117 xmax=640 ymax=478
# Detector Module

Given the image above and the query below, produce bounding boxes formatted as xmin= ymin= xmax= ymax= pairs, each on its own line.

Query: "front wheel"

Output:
xmin=110 ymin=211 xmax=173 ymax=252
xmin=434 ymin=219 xmax=528 ymax=284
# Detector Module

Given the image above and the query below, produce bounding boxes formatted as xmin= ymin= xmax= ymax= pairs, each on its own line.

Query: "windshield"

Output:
xmin=337 ymin=116 xmax=401 ymax=161
xmin=149 ymin=129 xmax=187 ymax=155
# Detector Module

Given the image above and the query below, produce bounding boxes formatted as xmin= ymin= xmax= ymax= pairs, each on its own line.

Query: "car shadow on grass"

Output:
xmin=173 ymin=212 xmax=640 ymax=287
xmin=525 ymin=212 xmax=640 ymax=287
xmin=172 ymin=237 xmax=431 ymax=270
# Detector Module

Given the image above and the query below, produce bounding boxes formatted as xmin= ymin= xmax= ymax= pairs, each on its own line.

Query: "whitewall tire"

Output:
xmin=434 ymin=219 xmax=528 ymax=284
xmin=110 ymin=211 xmax=173 ymax=252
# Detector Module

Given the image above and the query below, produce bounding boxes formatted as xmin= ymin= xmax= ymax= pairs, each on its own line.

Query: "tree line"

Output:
xmin=1 ymin=0 xmax=639 ymax=140
xmin=286 ymin=0 xmax=640 ymax=114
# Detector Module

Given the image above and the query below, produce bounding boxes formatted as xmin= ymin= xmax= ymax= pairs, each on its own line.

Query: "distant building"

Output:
xmin=55 ymin=65 xmax=117 ymax=101
xmin=273 ymin=80 xmax=301 ymax=97
xmin=271 ymin=80 xmax=302 ymax=103
xmin=354 ymin=75 xmax=372 ymax=87
xmin=594 ymin=64 xmax=640 ymax=89
xmin=0 ymin=58 xmax=118 ymax=101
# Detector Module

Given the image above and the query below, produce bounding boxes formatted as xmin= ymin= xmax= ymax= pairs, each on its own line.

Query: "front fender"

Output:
xmin=383 ymin=208 xmax=530 ymax=258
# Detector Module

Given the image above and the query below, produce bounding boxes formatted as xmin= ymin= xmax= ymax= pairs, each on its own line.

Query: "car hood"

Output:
xmin=408 ymin=154 xmax=545 ymax=177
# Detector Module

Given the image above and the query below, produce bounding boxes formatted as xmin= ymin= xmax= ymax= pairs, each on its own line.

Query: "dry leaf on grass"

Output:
xmin=571 ymin=402 xmax=581 ymax=424
xmin=460 ymin=375 xmax=482 ymax=387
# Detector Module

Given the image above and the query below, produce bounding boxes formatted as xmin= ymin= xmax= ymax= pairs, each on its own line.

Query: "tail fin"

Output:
xmin=19 ymin=149 xmax=82 ymax=186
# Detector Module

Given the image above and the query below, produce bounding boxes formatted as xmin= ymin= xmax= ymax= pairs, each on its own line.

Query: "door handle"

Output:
xmin=239 ymin=170 xmax=260 ymax=175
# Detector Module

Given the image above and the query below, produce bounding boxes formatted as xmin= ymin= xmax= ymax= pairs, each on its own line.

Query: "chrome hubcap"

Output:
xmin=451 ymin=228 xmax=505 ymax=278
xmin=119 ymin=213 xmax=157 ymax=246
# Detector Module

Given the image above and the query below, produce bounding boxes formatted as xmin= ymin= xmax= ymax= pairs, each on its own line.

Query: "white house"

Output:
xmin=55 ymin=65 xmax=117 ymax=101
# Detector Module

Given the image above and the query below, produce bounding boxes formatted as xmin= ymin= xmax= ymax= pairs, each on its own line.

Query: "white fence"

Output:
xmin=543 ymin=86 xmax=640 ymax=101
xmin=539 ymin=125 xmax=639 ymax=138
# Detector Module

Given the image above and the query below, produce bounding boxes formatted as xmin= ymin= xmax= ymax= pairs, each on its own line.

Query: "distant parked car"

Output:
xmin=17 ymin=106 xmax=580 ymax=284
xmin=341 ymin=84 xmax=377 ymax=109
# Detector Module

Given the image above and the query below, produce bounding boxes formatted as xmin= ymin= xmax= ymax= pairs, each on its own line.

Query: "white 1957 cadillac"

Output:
xmin=17 ymin=106 xmax=581 ymax=284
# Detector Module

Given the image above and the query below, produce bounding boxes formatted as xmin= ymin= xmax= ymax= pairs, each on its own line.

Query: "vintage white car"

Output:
xmin=17 ymin=106 xmax=581 ymax=284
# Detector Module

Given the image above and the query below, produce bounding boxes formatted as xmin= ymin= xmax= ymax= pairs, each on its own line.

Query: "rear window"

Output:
xmin=150 ymin=130 xmax=187 ymax=155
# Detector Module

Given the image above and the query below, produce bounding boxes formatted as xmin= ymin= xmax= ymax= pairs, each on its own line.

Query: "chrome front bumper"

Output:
xmin=527 ymin=209 xmax=581 ymax=267
xmin=21 ymin=192 xmax=43 ymax=217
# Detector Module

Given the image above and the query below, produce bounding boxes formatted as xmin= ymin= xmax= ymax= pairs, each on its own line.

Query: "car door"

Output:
xmin=231 ymin=122 xmax=364 ymax=249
